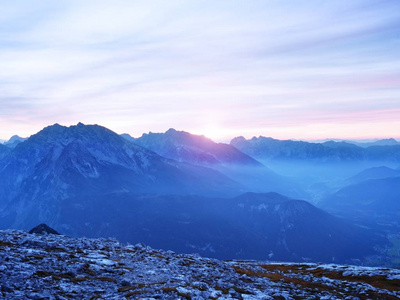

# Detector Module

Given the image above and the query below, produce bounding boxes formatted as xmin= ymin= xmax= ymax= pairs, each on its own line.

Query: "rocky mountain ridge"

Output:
xmin=1 ymin=229 xmax=399 ymax=300
xmin=130 ymin=128 xmax=262 ymax=167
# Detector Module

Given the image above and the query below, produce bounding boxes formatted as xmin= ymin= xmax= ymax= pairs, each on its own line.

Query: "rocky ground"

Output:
xmin=0 ymin=229 xmax=399 ymax=299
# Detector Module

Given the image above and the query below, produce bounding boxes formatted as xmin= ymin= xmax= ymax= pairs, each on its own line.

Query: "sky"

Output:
xmin=1 ymin=0 xmax=400 ymax=142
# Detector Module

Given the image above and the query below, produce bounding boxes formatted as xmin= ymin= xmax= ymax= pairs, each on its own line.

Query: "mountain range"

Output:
xmin=231 ymin=136 xmax=400 ymax=164
xmin=231 ymin=136 xmax=400 ymax=206
xmin=0 ymin=123 xmax=398 ymax=265
xmin=125 ymin=128 xmax=261 ymax=167
xmin=124 ymin=129 xmax=305 ymax=198
xmin=351 ymin=138 xmax=399 ymax=148
xmin=0 ymin=123 xmax=244 ymax=223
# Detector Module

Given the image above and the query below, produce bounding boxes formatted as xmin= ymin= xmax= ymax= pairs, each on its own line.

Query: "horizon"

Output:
xmin=1 ymin=1 xmax=399 ymax=141
xmin=0 ymin=122 xmax=399 ymax=144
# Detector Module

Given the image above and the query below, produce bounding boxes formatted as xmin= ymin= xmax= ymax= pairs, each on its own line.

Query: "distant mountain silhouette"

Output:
xmin=4 ymin=135 xmax=27 ymax=148
xmin=231 ymin=136 xmax=400 ymax=163
xmin=350 ymin=138 xmax=399 ymax=148
xmin=347 ymin=166 xmax=400 ymax=185
xmin=231 ymin=136 xmax=363 ymax=162
xmin=29 ymin=223 xmax=60 ymax=235
xmin=128 ymin=129 xmax=305 ymax=198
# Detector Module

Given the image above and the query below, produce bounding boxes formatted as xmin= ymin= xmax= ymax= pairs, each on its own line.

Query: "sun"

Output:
xmin=195 ymin=126 xmax=232 ymax=143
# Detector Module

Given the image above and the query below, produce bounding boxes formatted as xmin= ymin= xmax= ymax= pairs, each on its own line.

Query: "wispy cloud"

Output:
xmin=0 ymin=0 xmax=399 ymax=140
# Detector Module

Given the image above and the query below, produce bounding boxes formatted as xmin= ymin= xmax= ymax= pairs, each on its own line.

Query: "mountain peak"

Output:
xmin=6 ymin=135 xmax=25 ymax=143
xmin=4 ymin=135 xmax=27 ymax=148
xmin=134 ymin=129 xmax=261 ymax=166
xmin=166 ymin=128 xmax=177 ymax=133
xmin=164 ymin=128 xmax=210 ymax=142
xmin=47 ymin=123 xmax=63 ymax=129
xmin=230 ymin=136 xmax=246 ymax=144
xmin=29 ymin=223 xmax=60 ymax=235
xmin=31 ymin=123 xmax=120 ymax=145
xmin=375 ymin=138 xmax=398 ymax=145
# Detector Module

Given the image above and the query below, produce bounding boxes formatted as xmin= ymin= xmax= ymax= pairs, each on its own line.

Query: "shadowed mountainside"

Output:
xmin=48 ymin=192 xmax=385 ymax=264
xmin=321 ymin=177 xmax=400 ymax=230
xmin=0 ymin=123 xmax=244 ymax=228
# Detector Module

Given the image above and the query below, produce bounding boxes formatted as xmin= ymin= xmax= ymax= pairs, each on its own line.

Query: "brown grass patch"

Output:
xmin=95 ymin=277 xmax=117 ymax=283
xmin=59 ymin=272 xmax=76 ymax=280
xmin=34 ymin=270 xmax=53 ymax=277
xmin=71 ymin=277 xmax=89 ymax=283
xmin=161 ymin=287 xmax=178 ymax=293
xmin=233 ymin=266 xmax=339 ymax=294
xmin=311 ymin=268 xmax=400 ymax=292
xmin=45 ymin=247 xmax=66 ymax=253
xmin=0 ymin=240 xmax=13 ymax=247
xmin=234 ymin=265 xmax=400 ymax=299
xmin=260 ymin=265 xmax=400 ymax=293
xmin=118 ymin=286 xmax=136 ymax=293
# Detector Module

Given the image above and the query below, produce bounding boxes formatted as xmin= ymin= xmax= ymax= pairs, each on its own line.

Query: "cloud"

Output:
xmin=0 ymin=0 xmax=399 ymax=140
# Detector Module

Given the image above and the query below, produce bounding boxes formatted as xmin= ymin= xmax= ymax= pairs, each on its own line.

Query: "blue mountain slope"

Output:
xmin=130 ymin=128 xmax=262 ymax=167
xmin=55 ymin=192 xmax=384 ymax=264
xmin=4 ymin=135 xmax=27 ymax=148
xmin=231 ymin=136 xmax=400 ymax=164
xmin=230 ymin=136 xmax=400 ymax=203
xmin=351 ymin=138 xmax=399 ymax=148
xmin=321 ymin=177 xmax=400 ymax=230
xmin=347 ymin=166 xmax=400 ymax=185
xmin=0 ymin=143 xmax=10 ymax=160
xmin=129 ymin=129 xmax=305 ymax=198
xmin=0 ymin=123 xmax=243 ymax=227
xmin=231 ymin=136 xmax=364 ymax=162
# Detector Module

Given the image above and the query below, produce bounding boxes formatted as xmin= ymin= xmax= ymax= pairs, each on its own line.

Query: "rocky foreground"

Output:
xmin=0 ymin=230 xmax=399 ymax=300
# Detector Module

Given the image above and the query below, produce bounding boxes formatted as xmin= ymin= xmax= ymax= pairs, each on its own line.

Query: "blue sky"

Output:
xmin=1 ymin=0 xmax=400 ymax=141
